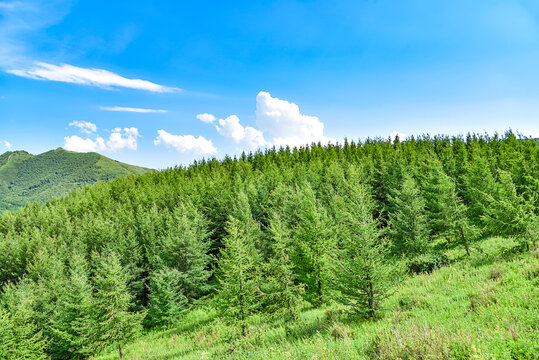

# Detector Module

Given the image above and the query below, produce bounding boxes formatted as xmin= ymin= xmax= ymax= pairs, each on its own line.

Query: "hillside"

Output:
xmin=0 ymin=148 xmax=151 ymax=211
xmin=0 ymin=131 xmax=537 ymax=360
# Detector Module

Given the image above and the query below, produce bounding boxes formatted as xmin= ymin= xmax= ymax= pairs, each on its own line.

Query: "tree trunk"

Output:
xmin=118 ymin=343 xmax=123 ymax=359
xmin=366 ymin=269 xmax=375 ymax=318
xmin=317 ymin=264 xmax=323 ymax=305
xmin=459 ymin=225 xmax=470 ymax=256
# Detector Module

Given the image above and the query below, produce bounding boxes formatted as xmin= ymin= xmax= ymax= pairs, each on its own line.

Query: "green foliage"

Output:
xmin=0 ymin=131 xmax=537 ymax=358
xmin=216 ymin=215 xmax=262 ymax=336
xmin=146 ymin=266 xmax=188 ymax=328
xmin=389 ymin=175 xmax=430 ymax=255
xmin=90 ymin=250 xmax=144 ymax=357
xmin=0 ymin=308 xmax=48 ymax=360
xmin=333 ymin=183 xmax=401 ymax=317
xmin=264 ymin=211 xmax=304 ymax=320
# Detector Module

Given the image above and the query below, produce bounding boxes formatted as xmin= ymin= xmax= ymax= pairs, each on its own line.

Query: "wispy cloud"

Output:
xmin=100 ymin=106 xmax=168 ymax=113
xmin=8 ymin=63 xmax=179 ymax=92
xmin=1 ymin=140 xmax=11 ymax=149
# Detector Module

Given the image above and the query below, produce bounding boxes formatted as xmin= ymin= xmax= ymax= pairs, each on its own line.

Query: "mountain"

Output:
xmin=0 ymin=148 xmax=151 ymax=212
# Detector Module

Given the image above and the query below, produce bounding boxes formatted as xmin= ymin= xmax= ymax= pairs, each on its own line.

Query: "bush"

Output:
xmin=408 ymin=253 xmax=449 ymax=274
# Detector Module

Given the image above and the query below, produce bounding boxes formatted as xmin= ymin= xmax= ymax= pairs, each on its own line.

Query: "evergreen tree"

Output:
xmin=388 ymin=175 xmax=430 ymax=255
xmin=292 ymin=183 xmax=336 ymax=306
xmin=482 ymin=171 xmax=537 ymax=250
xmin=333 ymin=184 xmax=400 ymax=318
xmin=146 ymin=266 xmax=188 ymax=328
xmin=0 ymin=308 xmax=48 ymax=360
xmin=441 ymin=178 xmax=480 ymax=256
xmin=49 ymin=254 xmax=95 ymax=359
xmin=216 ymin=216 xmax=262 ymax=336
xmin=91 ymin=250 xmax=144 ymax=358
xmin=264 ymin=211 xmax=304 ymax=320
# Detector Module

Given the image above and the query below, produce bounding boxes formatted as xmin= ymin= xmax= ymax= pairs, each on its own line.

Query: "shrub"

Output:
xmin=408 ymin=252 xmax=449 ymax=274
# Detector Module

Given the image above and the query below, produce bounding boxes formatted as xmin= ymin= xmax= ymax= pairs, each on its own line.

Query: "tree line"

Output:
xmin=0 ymin=131 xmax=537 ymax=359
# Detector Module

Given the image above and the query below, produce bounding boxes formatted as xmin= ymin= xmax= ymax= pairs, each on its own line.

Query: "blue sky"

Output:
xmin=1 ymin=0 xmax=538 ymax=169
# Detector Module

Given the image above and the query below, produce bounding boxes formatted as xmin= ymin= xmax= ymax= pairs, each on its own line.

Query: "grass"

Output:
xmin=94 ymin=238 xmax=539 ymax=360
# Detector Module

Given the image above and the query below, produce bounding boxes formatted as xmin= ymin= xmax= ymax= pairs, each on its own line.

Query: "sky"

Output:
xmin=1 ymin=0 xmax=538 ymax=169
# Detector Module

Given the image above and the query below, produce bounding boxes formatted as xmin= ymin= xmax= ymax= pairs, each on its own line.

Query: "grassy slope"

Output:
xmin=95 ymin=238 xmax=538 ymax=360
xmin=0 ymin=148 xmax=151 ymax=212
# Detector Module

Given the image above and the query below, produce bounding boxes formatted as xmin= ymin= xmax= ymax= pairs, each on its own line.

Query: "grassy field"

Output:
xmin=94 ymin=237 xmax=539 ymax=360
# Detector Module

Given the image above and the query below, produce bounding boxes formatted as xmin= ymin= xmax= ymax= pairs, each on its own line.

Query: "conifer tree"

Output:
xmin=91 ymin=250 xmax=144 ymax=358
xmin=265 ymin=211 xmax=304 ymax=320
xmin=0 ymin=308 xmax=48 ymax=360
xmin=146 ymin=266 xmax=188 ymax=328
xmin=217 ymin=216 xmax=262 ymax=336
xmin=482 ymin=171 xmax=537 ymax=250
xmin=293 ymin=183 xmax=336 ymax=306
xmin=441 ymin=178 xmax=480 ymax=256
xmin=49 ymin=253 xmax=95 ymax=359
xmin=388 ymin=175 xmax=430 ymax=255
xmin=333 ymin=183 xmax=400 ymax=318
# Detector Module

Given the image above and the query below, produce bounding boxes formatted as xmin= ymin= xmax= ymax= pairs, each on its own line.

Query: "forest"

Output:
xmin=0 ymin=130 xmax=537 ymax=359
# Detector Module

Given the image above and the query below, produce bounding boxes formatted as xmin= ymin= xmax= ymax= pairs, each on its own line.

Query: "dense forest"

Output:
xmin=0 ymin=131 xmax=538 ymax=359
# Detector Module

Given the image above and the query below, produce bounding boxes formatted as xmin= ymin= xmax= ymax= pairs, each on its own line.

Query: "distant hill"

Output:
xmin=0 ymin=148 xmax=151 ymax=212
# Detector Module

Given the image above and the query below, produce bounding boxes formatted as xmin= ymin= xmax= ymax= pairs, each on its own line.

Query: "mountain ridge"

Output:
xmin=0 ymin=148 xmax=152 ymax=212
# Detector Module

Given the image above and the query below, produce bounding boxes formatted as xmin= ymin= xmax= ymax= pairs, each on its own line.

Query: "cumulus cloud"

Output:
xmin=69 ymin=120 xmax=97 ymax=134
xmin=64 ymin=125 xmax=140 ymax=152
xmin=216 ymin=115 xmax=267 ymax=150
xmin=100 ymin=106 xmax=167 ymax=113
xmin=64 ymin=135 xmax=106 ymax=152
xmin=154 ymin=129 xmax=217 ymax=155
xmin=7 ymin=63 xmax=179 ymax=92
xmin=197 ymin=113 xmax=217 ymax=124
xmin=255 ymin=91 xmax=330 ymax=148
xmin=107 ymin=127 xmax=140 ymax=151
xmin=208 ymin=91 xmax=330 ymax=150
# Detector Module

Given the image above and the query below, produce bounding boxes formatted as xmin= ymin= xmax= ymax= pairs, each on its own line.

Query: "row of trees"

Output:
xmin=0 ymin=131 xmax=537 ymax=359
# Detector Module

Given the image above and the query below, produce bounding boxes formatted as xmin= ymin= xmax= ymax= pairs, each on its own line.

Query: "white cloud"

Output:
xmin=208 ymin=91 xmax=330 ymax=150
xmin=107 ymin=127 xmax=140 ymax=151
xmin=64 ymin=135 xmax=106 ymax=153
xmin=216 ymin=115 xmax=267 ymax=150
xmin=7 ymin=63 xmax=179 ymax=92
xmin=197 ymin=113 xmax=217 ymax=124
xmin=69 ymin=120 xmax=97 ymax=134
xmin=154 ymin=129 xmax=217 ymax=155
xmin=2 ymin=140 xmax=11 ymax=149
xmin=64 ymin=126 xmax=140 ymax=152
xmin=100 ymin=106 xmax=167 ymax=113
xmin=255 ymin=91 xmax=331 ymax=148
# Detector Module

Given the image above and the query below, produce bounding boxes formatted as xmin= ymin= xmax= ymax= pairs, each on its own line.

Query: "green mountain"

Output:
xmin=0 ymin=148 xmax=151 ymax=212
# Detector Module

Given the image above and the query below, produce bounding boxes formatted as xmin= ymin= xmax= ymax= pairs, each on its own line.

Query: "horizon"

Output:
xmin=1 ymin=0 xmax=539 ymax=169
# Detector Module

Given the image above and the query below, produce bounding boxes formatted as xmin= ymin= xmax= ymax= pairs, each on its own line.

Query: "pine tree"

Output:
xmin=0 ymin=308 xmax=48 ymax=360
xmin=91 ymin=250 xmax=144 ymax=358
xmin=333 ymin=184 xmax=400 ymax=318
xmin=49 ymin=253 xmax=95 ymax=359
xmin=482 ymin=171 xmax=537 ymax=250
xmin=388 ymin=175 xmax=430 ymax=255
xmin=146 ymin=266 xmax=188 ymax=328
xmin=292 ymin=183 xmax=336 ymax=306
xmin=264 ymin=211 xmax=304 ymax=320
xmin=216 ymin=216 xmax=262 ymax=336
xmin=441 ymin=178 xmax=480 ymax=256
